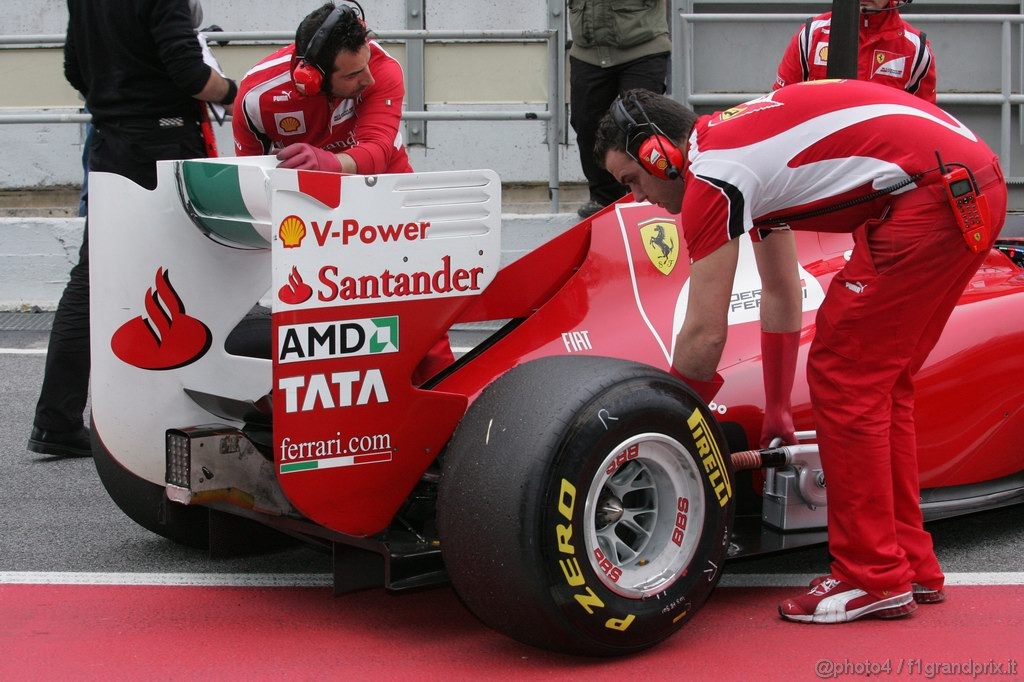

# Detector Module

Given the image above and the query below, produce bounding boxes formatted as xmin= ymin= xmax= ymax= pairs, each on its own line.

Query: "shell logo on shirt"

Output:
xmin=275 ymin=111 xmax=307 ymax=136
xmin=814 ymin=43 xmax=829 ymax=66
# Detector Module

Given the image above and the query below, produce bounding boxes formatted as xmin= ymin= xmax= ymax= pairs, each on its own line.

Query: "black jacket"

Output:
xmin=64 ymin=0 xmax=212 ymax=124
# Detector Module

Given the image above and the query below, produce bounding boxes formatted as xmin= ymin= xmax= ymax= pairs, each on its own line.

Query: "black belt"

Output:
xmin=98 ymin=116 xmax=199 ymax=131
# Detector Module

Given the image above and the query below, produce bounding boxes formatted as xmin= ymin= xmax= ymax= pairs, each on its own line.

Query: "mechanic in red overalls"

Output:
xmin=596 ymin=81 xmax=1006 ymax=623
xmin=774 ymin=0 xmax=936 ymax=103
xmin=765 ymin=0 xmax=940 ymax=583
xmin=232 ymin=1 xmax=453 ymax=384
xmin=759 ymin=0 xmax=937 ymax=488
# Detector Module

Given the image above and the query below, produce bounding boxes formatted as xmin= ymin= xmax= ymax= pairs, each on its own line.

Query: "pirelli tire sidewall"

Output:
xmin=438 ymin=356 xmax=735 ymax=656
xmin=540 ymin=376 xmax=732 ymax=652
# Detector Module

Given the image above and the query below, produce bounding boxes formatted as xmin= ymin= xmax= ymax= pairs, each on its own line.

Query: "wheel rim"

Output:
xmin=582 ymin=433 xmax=707 ymax=598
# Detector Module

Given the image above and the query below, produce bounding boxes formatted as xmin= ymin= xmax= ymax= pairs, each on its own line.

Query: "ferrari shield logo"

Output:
xmin=708 ymin=97 xmax=784 ymax=127
xmin=640 ymin=219 xmax=679 ymax=275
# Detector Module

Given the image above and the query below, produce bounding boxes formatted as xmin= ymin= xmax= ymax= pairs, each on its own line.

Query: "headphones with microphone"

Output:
xmin=610 ymin=93 xmax=684 ymax=181
xmin=292 ymin=2 xmax=365 ymax=97
xmin=863 ymin=0 xmax=912 ymax=12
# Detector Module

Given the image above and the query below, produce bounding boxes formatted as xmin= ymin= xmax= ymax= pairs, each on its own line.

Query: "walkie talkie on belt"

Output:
xmin=936 ymin=151 xmax=991 ymax=253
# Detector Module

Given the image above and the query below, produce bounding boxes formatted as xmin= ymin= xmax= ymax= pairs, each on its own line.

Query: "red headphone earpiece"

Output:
xmin=611 ymin=94 xmax=683 ymax=181
xmin=292 ymin=60 xmax=323 ymax=97
xmin=637 ymin=134 xmax=683 ymax=181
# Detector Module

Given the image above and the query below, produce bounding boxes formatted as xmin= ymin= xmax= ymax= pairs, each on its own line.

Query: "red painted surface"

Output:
xmin=2 ymin=585 xmax=1020 ymax=680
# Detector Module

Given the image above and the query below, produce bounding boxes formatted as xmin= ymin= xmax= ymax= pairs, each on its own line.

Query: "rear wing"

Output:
xmin=90 ymin=158 xmax=502 ymax=535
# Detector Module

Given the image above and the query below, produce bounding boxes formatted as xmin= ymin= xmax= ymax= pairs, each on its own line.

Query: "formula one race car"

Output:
xmin=88 ymin=156 xmax=1024 ymax=656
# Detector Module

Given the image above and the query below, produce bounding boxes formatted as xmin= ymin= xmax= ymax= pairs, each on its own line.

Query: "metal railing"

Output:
xmin=671 ymin=12 xmax=1024 ymax=184
xmin=0 ymin=28 xmax=566 ymax=211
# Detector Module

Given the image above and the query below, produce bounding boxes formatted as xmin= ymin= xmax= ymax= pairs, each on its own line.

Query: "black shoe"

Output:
xmin=27 ymin=426 xmax=93 ymax=458
xmin=577 ymin=199 xmax=606 ymax=219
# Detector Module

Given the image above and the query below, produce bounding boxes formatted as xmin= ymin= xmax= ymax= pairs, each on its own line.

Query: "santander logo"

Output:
xmin=279 ymin=265 xmax=313 ymax=305
xmin=111 ymin=267 xmax=212 ymax=371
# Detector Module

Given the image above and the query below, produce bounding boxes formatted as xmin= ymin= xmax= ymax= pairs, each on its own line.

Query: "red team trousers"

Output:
xmin=806 ymin=160 xmax=1006 ymax=596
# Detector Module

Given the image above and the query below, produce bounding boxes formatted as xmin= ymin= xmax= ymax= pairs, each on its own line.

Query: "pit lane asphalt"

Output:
xmin=2 ymin=322 xmax=1022 ymax=580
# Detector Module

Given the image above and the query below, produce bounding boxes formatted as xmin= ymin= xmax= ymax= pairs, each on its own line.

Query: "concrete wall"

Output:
xmin=0 ymin=1 xmax=578 ymax=189
xmin=3 ymin=1 xmax=1023 ymax=191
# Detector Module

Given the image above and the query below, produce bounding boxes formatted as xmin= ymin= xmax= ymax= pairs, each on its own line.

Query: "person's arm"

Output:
xmin=231 ymin=81 xmax=270 ymax=156
xmin=752 ymin=229 xmax=802 ymax=333
xmin=63 ymin=14 xmax=85 ymax=95
xmin=194 ymin=69 xmax=235 ymax=104
xmin=672 ymin=239 xmax=739 ymax=381
xmin=773 ymin=22 xmax=809 ymax=90
xmin=906 ymin=33 xmax=937 ymax=104
xmin=150 ymin=0 xmax=235 ymax=104
xmin=752 ymin=230 xmax=802 ymax=447
xmin=340 ymin=51 xmax=407 ymax=174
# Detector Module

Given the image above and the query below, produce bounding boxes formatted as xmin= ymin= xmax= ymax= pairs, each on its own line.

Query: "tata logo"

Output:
xmin=278 ymin=369 xmax=389 ymax=413
xmin=277 ymin=316 xmax=399 ymax=364
xmin=639 ymin=218 xmax=678 ymax=275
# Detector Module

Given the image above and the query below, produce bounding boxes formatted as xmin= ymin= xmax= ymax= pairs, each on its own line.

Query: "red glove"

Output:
xmin=276 ymin=143 xmax=343 ymax=172
xmin=759 ymin=330 xmax=800 ymax=448
xmin=669 ymin=366 xmax=724 ymax=404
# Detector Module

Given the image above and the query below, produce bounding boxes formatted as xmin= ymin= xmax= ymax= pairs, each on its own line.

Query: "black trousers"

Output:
xmin=33 ymin=119 xmax=207 ymax=432
xmin=570 ymin=53 xmax=669 ymax=206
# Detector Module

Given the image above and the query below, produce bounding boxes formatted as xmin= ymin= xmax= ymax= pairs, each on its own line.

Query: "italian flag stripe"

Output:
xmin=280 ymin=450 xmax=393 ymax=474
xmin=180 ymin=161 xmax=269 ymax=248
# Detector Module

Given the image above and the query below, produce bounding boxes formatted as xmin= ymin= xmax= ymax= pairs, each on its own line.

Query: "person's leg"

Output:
xmin=888 ymin=172 xmax=1006 ymax=595
xmin=888 ymin=368 xmax=943 ymax=593
xmin=806 ymin=327 xmax=914 ymax=596
xmin=617 ymin=53 xmax=669 ymax=96
xmin=29 ymin=129 xmax=115 ymax=454
xmin=784 ymin=175 xmax=1006 ymax=622
xmin=570 ymin=57 xmax=628 ymax=211
xmin=31 ymin=220 xmax=92 ymax=443
xmin=79 ymin=117 xmax=93 ymax=217
xmin=29 ymin=122 xmax=207 ymax=456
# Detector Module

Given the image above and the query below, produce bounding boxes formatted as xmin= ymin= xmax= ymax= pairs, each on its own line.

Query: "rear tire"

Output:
xmin=437 ymin=356 xmax=735 ymax=656
xmin=92 ymin=417 xmax=209 ymax=549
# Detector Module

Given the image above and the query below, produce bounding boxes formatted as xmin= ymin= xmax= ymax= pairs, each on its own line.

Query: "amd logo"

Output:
xmin=278 ymin=316 xmax=398 ymax=364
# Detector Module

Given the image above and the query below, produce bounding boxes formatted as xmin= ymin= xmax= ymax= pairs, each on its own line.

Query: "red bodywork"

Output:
xmin=441 ymin=203 xmax=1024 ymax=488
xmin=273 ymin=198 xmax=1024 ymax=537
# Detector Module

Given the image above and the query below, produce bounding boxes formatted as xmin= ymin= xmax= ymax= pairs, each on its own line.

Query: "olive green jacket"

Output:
xmin=567 ymin=0 xmax=671 ymax=68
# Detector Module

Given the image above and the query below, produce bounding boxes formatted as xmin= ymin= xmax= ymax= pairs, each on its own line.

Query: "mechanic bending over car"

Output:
xmin=595 ymin=82 xmax=1007 ymax=624
xmin=232 ymin=1 xmax=453 ymax=384
xmin=774 ymin=0 xmax=936 ymax=102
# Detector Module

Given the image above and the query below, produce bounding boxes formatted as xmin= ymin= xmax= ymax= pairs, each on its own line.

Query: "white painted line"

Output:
xmin=2 ymin=571 xmax=1022 ymax=588
xmin=718 ymin=572 xmax=1024 ymax=587
xmin=0 ymin=572 xmax=332 ymax=587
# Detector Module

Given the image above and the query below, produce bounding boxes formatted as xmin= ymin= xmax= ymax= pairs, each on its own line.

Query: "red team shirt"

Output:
xmin=233 ymin=41 xmax=412 ymax=174
xmin=773 ymin=10 xmax=936 ymax=103
xmin=680 ymin=80 xmax=996 ymax=263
